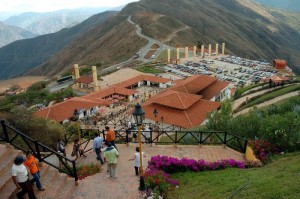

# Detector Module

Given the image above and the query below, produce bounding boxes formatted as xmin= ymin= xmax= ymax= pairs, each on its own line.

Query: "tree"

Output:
xmin=206 ymin=99 xmax=233 ymax=131
xmin=0 ymin=107 xmax=65 ymax=148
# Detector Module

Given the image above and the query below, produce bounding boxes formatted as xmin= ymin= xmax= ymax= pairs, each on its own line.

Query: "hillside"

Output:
xmin=1 ymin=0 xmax=300 ymax=79
xmin=0 ymin=21 xmax=36 ymax=47
xmin=27 ymin=15 xmax=147 ymax=76
xmin=0 ymin=11 xmax=116 ymax=80
xmin=121 ymin=0 xmax=300 ymax=74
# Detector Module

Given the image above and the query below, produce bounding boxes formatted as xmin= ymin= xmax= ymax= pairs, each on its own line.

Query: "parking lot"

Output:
xmin=161 ymin=55 xmax=278 ymax=86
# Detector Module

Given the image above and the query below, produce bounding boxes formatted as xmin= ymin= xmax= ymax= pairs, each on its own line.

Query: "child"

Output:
xmin=129 ymin=147 xmax=146 ymax=176
xmin=24 ymin=151 xmax=45 ymax=191
xmin=72 ymin=139 xmax=87 ymax=161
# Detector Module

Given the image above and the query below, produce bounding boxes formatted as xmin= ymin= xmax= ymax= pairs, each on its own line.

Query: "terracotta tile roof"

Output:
xmin=171 ymin=75 xmax=217 ymax=94
xmin=115 ymin=75 xmax=171 ymax=88
xmin=35 ymin=97 xmax=110 ymax=122
xmin=144 ymin=89 xmax=202 ymax=110
xmin=143 ymin=99 xmax=220 ymax=129
xmin=75 ymin=76 xmax=93 ymax=84
xmin=199 ymin=81 xmax=230 ymax=100
xmin=87 ymin=86 xmax=137 ymax=99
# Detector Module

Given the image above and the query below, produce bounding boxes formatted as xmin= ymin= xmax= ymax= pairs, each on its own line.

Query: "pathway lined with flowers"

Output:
xmin=65 ymin=143 xmax=244 ymax=199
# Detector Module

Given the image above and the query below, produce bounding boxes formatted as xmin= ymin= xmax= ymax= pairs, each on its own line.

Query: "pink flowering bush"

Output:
xmin=143 ymin=169 xmax=179 ymax=198
xmin=249 ymin=139 xmax=279 ymax=163
xmin=147 ymin=155 xmax=259 ymax=173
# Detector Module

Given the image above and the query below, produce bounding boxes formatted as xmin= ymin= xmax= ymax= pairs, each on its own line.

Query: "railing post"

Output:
xmin=243 ymin=140 xmax=248 ymax=154
xmin=224 ymin=131 xmax=227 ymax=145
xmin=150 ymin=130 xmax=153 ymax=146
xmin=72 ymin=160 xmax=79 ymax=186
xmin=199 ymin=131 xmax=203 ymax=145
xmin=126 ymin=130 xmax=129 ymax=146
xmin=1 ymin=120 xmax=9 ymax=142
xmin=34 ymin=140 xmax=42 ymax=163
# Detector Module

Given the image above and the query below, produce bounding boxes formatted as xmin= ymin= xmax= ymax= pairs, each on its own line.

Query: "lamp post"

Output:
xmin=132 ymin=103 xmax=146 ymax=191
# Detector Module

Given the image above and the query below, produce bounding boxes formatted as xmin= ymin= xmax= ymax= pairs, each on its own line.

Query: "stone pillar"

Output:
xmin=193 ymin=46 xmax=196 ymax=62
xmin=215 ymin=43 xmax=219 ymax=55
xmin=92 ymin=66 xmax=99 ymax=92
xmin=74 ymin=64 xmax=80 ymax=87
xmin=201 ymin=45 xmax=204 ymax=57
xmin=208 ymin=44 xmax=212 ymax=56
xmin=167 ymin=49 xmax=171 ymax=63
xmin=185 ymin=47 xmax=188 ymax=59
xmin=222 ymin=43 xmax=225 ymax=55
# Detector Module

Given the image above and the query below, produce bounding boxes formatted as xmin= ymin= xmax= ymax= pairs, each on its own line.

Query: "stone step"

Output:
xmin=0 ymin=149 xmax=23 ymax=197
xmin=0 ymin=144 xmax=8 ymax=157
xmin=38 ymin=173 xmax=67 ymax=199
xmin=54 ymin=177 xmax=76 ymax=199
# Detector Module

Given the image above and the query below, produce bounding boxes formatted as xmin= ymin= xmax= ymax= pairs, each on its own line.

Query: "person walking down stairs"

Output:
xmin=24 ymin=151 xmax=45 ymax=191
xmin=93 ymin=133 xmax=104 ymax=165
xmin=103 ymin=142 xmax=119 ymax=179
xmin=105 ymin=126 xmax=118 ymax=151
xmin=12 ymin=156 xmax=37 ymax=199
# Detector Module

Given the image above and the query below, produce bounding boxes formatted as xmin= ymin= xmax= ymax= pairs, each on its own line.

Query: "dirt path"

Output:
xmin=162 ymin=25 xmax=190 ymax=43
xmin=234 ymin=91 xmax=299 ymax=117
xmin=0 ymin=76 xmax=46 ymax=93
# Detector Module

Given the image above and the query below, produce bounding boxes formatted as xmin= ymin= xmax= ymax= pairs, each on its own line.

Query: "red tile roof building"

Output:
xmin=142 ymin=90 xmax=221 ymax=129
xmin=75 ymin=76 xmax=93 ymax=84
xmin=115 ymin=75 xmax=171 ymax=88
xmin=171 ymin=75 xmax=230 ymax=101
xmin=142 ymin=75 xmax=230 ymax=129
xmin=35 ymin=97 xmax=111 ymax=122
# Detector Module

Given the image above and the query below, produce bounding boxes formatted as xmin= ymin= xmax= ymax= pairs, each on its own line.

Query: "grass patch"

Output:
xmin=258 ymin=95 xmax=300 ymax=112
xmin=167 ymin=152 xmax=300 ymax=199
xmin=136 ymin=65 xmax=164 ymax=74
xmin=234 ymin=83 xmax=265 ymax=99
xmin=244 ymin=84 xmax=300 ymax=108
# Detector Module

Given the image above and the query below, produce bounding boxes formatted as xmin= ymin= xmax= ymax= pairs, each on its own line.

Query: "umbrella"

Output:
xmin=118 ymin=96 xmax=125 ymax=100
xmin=113 ymin=99 xmax=119 ymax=103
xmin=112 ymin=95 xmax=119 ymax=98
xmin=106 ymin=97 xmax=113 ymax=101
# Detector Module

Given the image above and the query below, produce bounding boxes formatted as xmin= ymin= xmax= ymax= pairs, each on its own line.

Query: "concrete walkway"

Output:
xmin=66 ymin=143 xmax=244 ymax=199
xmin=234 ymin=91 xmax=299 ymax=117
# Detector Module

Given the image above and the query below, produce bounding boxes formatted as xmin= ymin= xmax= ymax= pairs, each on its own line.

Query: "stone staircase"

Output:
xmin=0 ymin=144 xmax=76 ymax=199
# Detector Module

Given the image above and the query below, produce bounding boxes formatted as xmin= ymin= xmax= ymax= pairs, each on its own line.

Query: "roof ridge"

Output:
xmin=176 ymin=91 xmax=186 ymax=109
xmin=45 ymin=107 xmax=51 ymax=119
xmin=183 ymin=109 xmax=193 ymax=127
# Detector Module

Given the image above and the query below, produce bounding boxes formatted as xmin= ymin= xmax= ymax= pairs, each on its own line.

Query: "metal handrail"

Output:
xmin=77 ymin=128 xmax=248 ymax=153
xmin=0 ymin=120 xmax=78 ymax=182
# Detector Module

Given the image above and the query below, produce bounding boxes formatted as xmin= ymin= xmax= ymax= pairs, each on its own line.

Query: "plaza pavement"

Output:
xmin=66 ymin=143 xmax=244 ymax=199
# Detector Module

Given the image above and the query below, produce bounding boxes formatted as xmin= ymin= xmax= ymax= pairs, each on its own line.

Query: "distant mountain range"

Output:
xmin=0 ymin=0 xmax=300 ymax=80
xmin=255 ymin=0 xmax=300 ymax=12
xmin=3 ymin=7 xmax=120 ymax=35
xmin=0 ymin=21 xmax=36 ymax=47
xmin=0 ymin=11 xmax=117 ymax=79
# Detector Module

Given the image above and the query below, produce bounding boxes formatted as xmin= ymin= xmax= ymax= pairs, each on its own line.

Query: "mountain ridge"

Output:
xmin=0 ymin=0 xmax=300 ymax=80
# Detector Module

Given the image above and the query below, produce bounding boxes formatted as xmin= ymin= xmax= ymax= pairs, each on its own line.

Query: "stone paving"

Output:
xmin=65 ymin=143 xmax=244 ymax=199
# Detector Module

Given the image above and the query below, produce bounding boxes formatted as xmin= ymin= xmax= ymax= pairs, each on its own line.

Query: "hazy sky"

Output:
xmin=0 ymin=0 xmax=139 ymax=13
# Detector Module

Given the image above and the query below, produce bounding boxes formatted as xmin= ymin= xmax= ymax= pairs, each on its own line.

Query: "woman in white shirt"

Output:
xmin=129 ymin=147 xmax=146 ymax=176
